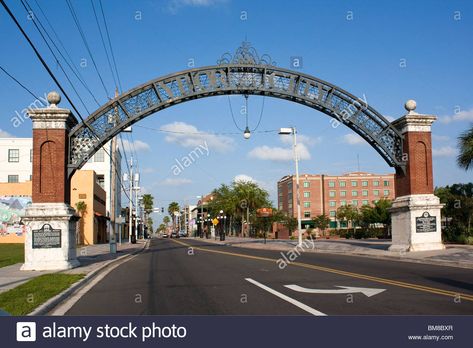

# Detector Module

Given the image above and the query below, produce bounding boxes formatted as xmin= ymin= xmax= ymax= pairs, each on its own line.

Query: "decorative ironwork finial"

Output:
xmin=217 ymin=41 xmax=275 ymax=66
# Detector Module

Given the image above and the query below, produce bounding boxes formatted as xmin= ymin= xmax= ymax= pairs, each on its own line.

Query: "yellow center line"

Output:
xmin=169 ymin=239 xmax=473 ymax=302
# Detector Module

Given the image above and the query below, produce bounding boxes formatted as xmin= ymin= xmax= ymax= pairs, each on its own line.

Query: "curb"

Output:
xmin=29 ymin=239 xmax=150 ymax=316
xmin=198 ymin=238 xmax=473 ymax=270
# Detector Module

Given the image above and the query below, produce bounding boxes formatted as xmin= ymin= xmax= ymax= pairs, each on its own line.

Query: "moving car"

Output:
xmin=162 ymin=232 xmax=169 ymax=238
xmin=170 ymin=231 xmax=179 ymax=238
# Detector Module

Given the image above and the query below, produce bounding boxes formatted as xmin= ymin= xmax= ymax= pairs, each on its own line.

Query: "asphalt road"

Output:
xmin=66 ymin=237 xmax=473 ymax=315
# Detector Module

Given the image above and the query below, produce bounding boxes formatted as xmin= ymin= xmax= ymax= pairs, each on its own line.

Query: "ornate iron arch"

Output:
xmin=68 ymin=42 xmax=405 ymax=175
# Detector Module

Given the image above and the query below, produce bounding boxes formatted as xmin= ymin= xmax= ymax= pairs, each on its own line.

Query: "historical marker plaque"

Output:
xmin=32 ymin=224 xmax=61 ymax=249
xmin=415 ymin=212 xmax=437 ymax=233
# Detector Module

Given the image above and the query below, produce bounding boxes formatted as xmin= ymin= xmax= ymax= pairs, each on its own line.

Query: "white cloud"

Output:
xmin=341 ymin=133 xmax=365 ymax=145
xmin=248 ymin=143 xmax=311 ymax=161
xmin=160 ymin=122 xmax=234 ymax=153
xmin=279 ymin=134 xmax=322 ymax=146
xmin=439 ymin=107 xmax=473 ymax=124
xmin=432 ymin=146 xmax=456 ymax=157
xmin=234 ymin=174 xmax=255 ymax=183
xmin=121 ymin=139 xmax=150 ymax=152
xmin=0 ymin=129 xmax=13 ymax=137
xmin=167 ymin=0 xmax=227 ymax=13
xmin=432 ymin=134 xmax=450 ymax=142
xmin=160 ymin=178 xmax=193 ymax=186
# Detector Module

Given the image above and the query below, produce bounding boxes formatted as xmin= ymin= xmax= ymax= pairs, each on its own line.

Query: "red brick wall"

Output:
xmin=32 ymin=128 xmax=70 ymax=203
xmin=395 ymin=131 xmax=434 ymax=197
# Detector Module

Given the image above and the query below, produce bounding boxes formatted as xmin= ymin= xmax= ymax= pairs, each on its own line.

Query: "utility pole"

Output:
xmin=110 ymin=89 xmax=119 ymax=253
xmin=134 ymin=172 xmax=140 ymax=239
xmin=128 ymin=155 xmax=133 ymax=243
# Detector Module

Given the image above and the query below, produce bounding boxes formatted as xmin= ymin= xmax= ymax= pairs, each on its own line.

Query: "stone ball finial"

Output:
xmin=404 ymin=99 xmax=417 ymax=113
xmin=47 ymin=91 xmax=61 ymax=107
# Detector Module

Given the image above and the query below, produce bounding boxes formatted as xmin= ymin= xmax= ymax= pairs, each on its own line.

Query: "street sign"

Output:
xmin=212 ymin=218 xmax=219 ymax=225
xmin=415 ymin=211 xmax=436 ymax=233
xmin=32 ymin=224 xmax=61 ymax=249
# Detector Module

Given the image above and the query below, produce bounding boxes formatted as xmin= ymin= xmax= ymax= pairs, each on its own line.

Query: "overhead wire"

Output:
xmin=0 ymin=65 xmax=45 ymax=103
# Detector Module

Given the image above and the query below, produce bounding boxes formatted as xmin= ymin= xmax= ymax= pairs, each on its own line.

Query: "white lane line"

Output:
xmin=245 ymin=278 xmax=327 ymax=316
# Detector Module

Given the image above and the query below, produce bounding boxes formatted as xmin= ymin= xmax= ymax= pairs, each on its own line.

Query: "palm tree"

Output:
xmin=457 ymin=125 xmax=473 ymax=170
xmin=141 ymin=194 xmax=154 ymax=231
xmin=168 ymin=202 xmax=180 ymax=232
xmin=163 ymin=215 xmax=170 ymax=227
xmin=75 ymin=201 xmax=87 ymax=245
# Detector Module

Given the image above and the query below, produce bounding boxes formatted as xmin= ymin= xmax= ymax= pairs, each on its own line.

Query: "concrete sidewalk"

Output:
xmin=194 ymin=236 xmax=473 ymax=269
xmin=0 ymin=240 xmax=147 ymax=294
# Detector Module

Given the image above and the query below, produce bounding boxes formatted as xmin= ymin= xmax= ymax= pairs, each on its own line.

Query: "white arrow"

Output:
xmin=285 ymin=284 xmax=386 ymax=297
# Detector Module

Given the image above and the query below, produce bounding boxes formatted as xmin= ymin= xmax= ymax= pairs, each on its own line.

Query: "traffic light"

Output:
xmin=161 ymin=207 xmax=164 ymax=213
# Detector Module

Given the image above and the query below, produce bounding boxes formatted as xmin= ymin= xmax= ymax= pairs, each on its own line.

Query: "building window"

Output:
xmin=304 ymin=211 xmax=311 ymax=218
xmin=328 ymin=181 xmax=335 ymax=188
xmin=329 ymin=191 xmax=336 ymax=198
xmin=373 ymin=190 xmax=379 ymax=196
xmin=384 ymin=180 xmax=390 ymax=187
xmin=340 ymin=200 xmax=347 ymax=206
xmin=30 ymin=149 xmax=33 ymax=162
xmin=362 ymin=190 xmax=368 ymax=196
xmin=8 ymin=175 xmax=19 ymax=183
xmin=8 ymin=149 xmax=19 ymax=162
xmin=29 ymin=175 xmax=32 ymax=181
xmin=303 ymin=191 xmax=310 ymax=198
xmin=362 ymin=181 xmax=368 ymax=187
xmin=352 ymin=200 xmax=358 ymax=206
xmin=351 ymin=180 xmax=357 ymax=187
xmin=94 ymin=149 xmax=105 ymax=162
xmin=339 ymin=181 xmax=346 ymax=187
xmin=384 ymin=190 xmax=390 ymax=196
xmin=329 ymin=221 xmax=337 ymax=228
xmin=362 ymin=200 xmax=369 ymax=205
xmin=329 ymin=201 xmax=336 ymax=207
xmin=303 ymin=181 xmax=310 ymax=188
xmin=97 ymin=175 xmax=105 ymax=188
xmin=373 ymin=180 xmax=379 ymax=186
xmin=340 ymin=190 xmax=346 ymax=197
xmin=329 ymin=210 xmax=336 ymax=217
xmin=279 ymin=203 xmax=283 ymax=210
xmin=303 ymin=202 xmax=311 ymax=208
xmin=352 ymin=190 xmax=358 ymax=197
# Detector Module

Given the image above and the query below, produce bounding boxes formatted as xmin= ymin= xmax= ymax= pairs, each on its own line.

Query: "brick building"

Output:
xmin=277 ymin=172 xmax=395 ymax=229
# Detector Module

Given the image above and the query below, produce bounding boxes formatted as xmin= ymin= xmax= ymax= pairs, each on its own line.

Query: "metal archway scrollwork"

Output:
xmin=68 ymin=43 xmax=405 ymax=174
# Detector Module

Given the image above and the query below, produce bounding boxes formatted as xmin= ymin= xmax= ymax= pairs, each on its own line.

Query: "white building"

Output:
xmin=0 ymin=138 xmax=33 ymax=183
xmin=0 ymin=137 xmax=122 ymax=232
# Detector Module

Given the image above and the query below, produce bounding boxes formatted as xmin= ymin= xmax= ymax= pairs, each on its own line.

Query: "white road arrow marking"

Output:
xmin=245 ymin=278 xmax=327 ymax=316
xmin=285 ymin=284 xmax=386 ymax=297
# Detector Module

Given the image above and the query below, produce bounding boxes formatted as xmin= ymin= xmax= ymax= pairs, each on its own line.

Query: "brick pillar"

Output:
xmin=21 ymin=92 xmax=80 ymax=271
xmin=29 ymin=93 xmax=76 ymax=204
xmin=389 ymin=100 xmax=444 ymax=252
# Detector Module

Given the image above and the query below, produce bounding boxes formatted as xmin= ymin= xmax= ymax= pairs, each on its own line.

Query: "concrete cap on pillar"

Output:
xmin=404 ymin=99 xmax=417 ymax=115
xmin=47 ymin=91 xmax=61 ymax=108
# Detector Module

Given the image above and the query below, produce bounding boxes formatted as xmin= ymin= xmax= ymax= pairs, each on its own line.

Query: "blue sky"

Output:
xmin=0 ymin=0 xmax=472 ymax=222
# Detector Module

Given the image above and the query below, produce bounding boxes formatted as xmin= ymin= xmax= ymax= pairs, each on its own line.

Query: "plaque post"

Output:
xmin=21 ymin=92 xmax=80 ymax=271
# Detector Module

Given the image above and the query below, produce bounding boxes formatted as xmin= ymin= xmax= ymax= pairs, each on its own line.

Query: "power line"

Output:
xmin=90 ymin=0 xmax=118 ymax=92
xmin=0 ymin=0 xmax=83 ymax=119
xmin=98 ymin=0 xmax=123 ymax=93
xmin=65 ymin=0 xmax=110 ymax=99
xmin=19 ymin=0 xmax=92 ymax=115
xmin=0 ymin=65 xmax=45 ymax=103
xmin=31 ymin=0 xmax=101 ymax=107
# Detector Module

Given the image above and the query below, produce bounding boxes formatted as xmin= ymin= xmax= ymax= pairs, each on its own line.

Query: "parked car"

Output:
xmin=162 ymin=232 xmax=169 ymax=238
xmin=170 ymin=231 xmax=179 ymax=238
xmin=179 ymin=230 xmax=187 ymax=237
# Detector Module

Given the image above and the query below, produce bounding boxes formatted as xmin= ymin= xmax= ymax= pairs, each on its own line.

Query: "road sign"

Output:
xmin=212 ymin=218 xmax=219 ymax=225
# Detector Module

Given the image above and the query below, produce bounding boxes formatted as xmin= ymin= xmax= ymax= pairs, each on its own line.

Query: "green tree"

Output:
xmin=457 ymin=125 xmax=473 ymax=171
xmin=168 ymin=202 xmax=180 ymax=232
xmin=163 ymin=215 xmax=170 ymax=227
xmin=313 ymin=214 xmax=331 ymax=237
xmin=336 ymin=205 xmax=359 ymax=233
xmin=284 ymin=216 xmax=298 ymax=236
xmin=141 ymin=194 xmax=154 ymax=231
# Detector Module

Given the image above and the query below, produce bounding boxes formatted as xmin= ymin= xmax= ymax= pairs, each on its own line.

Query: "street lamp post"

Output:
xmin=279 ymin=127 xmax=303 ymax=247
xmin=197 ymin=195 xmax=204 ymax=238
